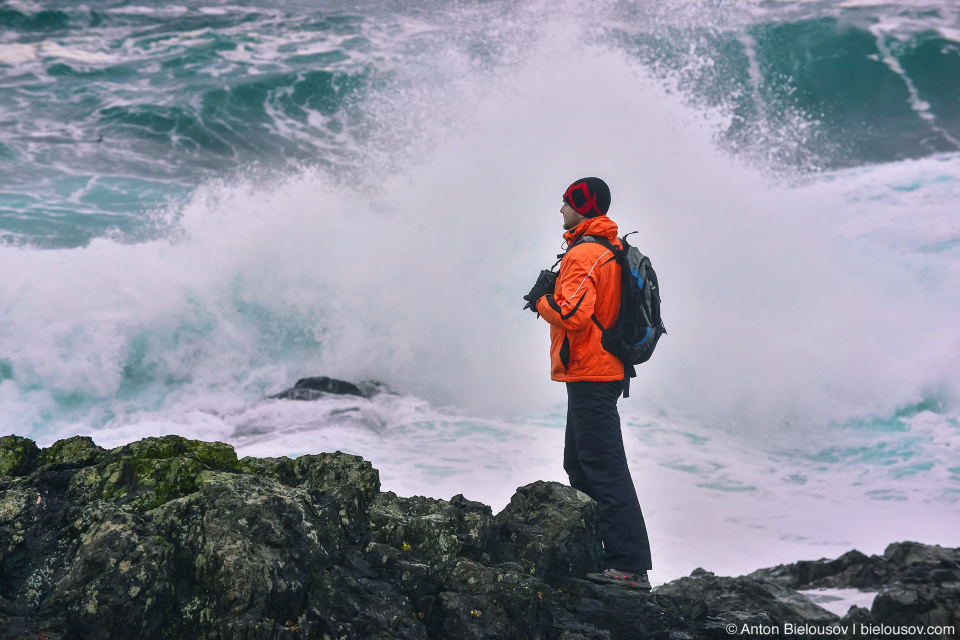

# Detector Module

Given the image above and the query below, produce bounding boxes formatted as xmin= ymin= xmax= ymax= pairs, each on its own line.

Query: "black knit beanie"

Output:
xmin=563 ymin=177 xmax=611 ymax=218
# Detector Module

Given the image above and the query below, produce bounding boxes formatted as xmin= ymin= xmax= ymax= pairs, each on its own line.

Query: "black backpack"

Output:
xmin=565 ymin=232 xmax=667 ymax=397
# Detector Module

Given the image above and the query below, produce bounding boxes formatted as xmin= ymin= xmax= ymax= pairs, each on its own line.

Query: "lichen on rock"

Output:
xmin=37 ymin=436 xmax=104 ymax=469
xmin=0 ymin=435 xmax=40 ymax=477
xmin=62 ymin=435 xmax=240 ymax=513
xmin=2 ymin=433 xmax=957 ymax=640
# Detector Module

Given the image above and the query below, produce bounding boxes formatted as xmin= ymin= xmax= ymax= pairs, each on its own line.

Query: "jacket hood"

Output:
xmin=563 ymin=214 xmax=619 ymax=246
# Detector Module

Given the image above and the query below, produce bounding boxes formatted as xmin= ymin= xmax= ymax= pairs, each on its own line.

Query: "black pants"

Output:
xmin=564 ymin=380 xmax=652 ymax=572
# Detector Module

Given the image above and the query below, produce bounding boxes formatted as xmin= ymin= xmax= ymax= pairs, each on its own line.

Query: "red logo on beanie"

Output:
xmin=563 ymin=181 xmax=598 ymax=216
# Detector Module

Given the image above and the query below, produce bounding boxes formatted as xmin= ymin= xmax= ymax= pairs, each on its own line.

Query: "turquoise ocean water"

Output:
xmin=1 ymin=0 xmax=958 ymax=583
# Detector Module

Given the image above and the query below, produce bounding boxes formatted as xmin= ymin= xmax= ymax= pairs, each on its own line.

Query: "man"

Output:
xmin=523 ymin=177 xmax=653 ymax=591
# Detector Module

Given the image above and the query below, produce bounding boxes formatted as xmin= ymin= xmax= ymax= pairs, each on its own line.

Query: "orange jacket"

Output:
xmin=536 ymin=215 xmax=624 ymax=382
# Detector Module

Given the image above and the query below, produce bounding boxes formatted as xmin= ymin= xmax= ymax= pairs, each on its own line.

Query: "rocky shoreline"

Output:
xmin=1 ymin=434 xmax=957 ymax=640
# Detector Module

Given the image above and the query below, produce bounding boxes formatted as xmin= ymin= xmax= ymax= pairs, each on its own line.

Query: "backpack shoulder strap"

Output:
xmin=550 ymin=231 xmax=624 ymax=271
xmin=575 ymin=235 xmax=621 ymax=264
xmin=577 ymin=234 xmax=614 ymax=250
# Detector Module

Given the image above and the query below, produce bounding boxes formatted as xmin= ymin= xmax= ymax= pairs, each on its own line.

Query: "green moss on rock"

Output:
xmin=238 ymin=455 xmax=297 ymax=486
xmin=117 ymin=436 xmax=239 ymax=470
xmin=37 ymin=435 xmax=104 ymax=467
xmin=87 ymin=436 xmax=241 ymax=512
xmin=0 ymin=435 xmax=40 ymax=477
xmin=5 ymin=431 xmax=896 ymax=640
xmin=0 ymin=487 xmax=32 ymax=525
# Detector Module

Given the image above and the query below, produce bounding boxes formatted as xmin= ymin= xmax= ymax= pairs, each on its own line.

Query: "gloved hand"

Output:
xmin=522 ymin=270 xmax=557 ymax=313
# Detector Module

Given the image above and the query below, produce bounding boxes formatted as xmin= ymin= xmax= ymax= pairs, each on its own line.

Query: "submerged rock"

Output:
xmin=270 ymin=376 xmax=391 ymax=401
xmin=1 ymin=434 xmax=957 ymax=639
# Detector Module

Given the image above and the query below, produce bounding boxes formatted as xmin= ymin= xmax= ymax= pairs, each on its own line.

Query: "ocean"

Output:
xmin=1 ymin=0 xmax=958 ymax=589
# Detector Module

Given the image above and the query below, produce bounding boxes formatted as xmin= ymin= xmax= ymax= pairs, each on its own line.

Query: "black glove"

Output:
xmin=522 ymin=270 xmax=557 ymax=313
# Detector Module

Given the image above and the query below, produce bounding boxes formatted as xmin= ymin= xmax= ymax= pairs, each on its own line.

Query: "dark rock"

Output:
xmin=749 ymin=542 xmax=960 ymax=592
xmin=749 ymin=549 xmax=893 ymax=590
xmin=238 ymin=455 xmax=298 ymax=486
xmin=67 ymin=435 xmax=240 ymax=512
xmin=870 ymin=579 xmax=960 ymax=632
xmin=553 ymin=578 xmax=713 ymax=640
xmin=37 ymin=435 xmax=104 ymax=469
xmin=710 ymin=610 xmax=793 ymax=638
xmin=3 ymin=433 xmax=958 ymax=640
xmin=1 ymin=436 xmax=367 ymax=639
xmin=838 ymin=604 xmax=872 ymax=626
xmin=654 ymin=568 xmax=839 ymax=625
xmin=434 ymin=559 xmax=548 ymax=639
xmin=0 ymin=436 xmax=40 ymax=477
xmin=490 ymin=481 xmax=604 ymax=584
xmin=368 ymin=491 xmax=495 ymax=569
xmin=884 ymin=541 xmax=960 ymax=571
xmin=873 ymin=542 xmax=960 ymax=634
xmin=746 ymin=540 xmax=960 ymax=638
xmin=42 ymin=505 xmax=172 ymax=639
xmin=293 ymin=450 xmax=381 ymax=539
xmin=272 ymin=376 xmax=386 ymax=400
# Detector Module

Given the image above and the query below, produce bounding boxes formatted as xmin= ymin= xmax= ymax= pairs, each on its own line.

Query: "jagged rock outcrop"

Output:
xmin=653 ymin=568 xmax=840 ymax=625
xmin=748 ymin=541 xmax=960 ymax=634
xmin=1 ymin=434 xmax=957 ymax=640
xmin=0 ymin=434 xmax=708 ymax=640
xmin=653 ymin=541 xmax=960 ymax=639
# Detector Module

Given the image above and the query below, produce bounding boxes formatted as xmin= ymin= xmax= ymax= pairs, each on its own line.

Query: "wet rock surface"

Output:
xmin=747 ymin=541 xmax=960 ymax=636
xmin=654 ymin=568 xmax=841 ymax=625
xmin=2 ymin=434 xmax=957 ymax=640
xmin=270 ymin=376 xmax=391 ymax=401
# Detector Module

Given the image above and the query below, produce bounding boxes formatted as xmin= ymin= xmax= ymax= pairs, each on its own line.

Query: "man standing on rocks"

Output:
xmin=522 ymin=177 xmax=653 ymax=591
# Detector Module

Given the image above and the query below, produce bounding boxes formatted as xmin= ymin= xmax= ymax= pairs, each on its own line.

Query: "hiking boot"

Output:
xmin=585 ymin=568 xmax=652 ymax=591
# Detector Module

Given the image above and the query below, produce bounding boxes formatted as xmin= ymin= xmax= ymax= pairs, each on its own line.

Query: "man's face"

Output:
xmin=561 ymin=201 xmax=585 ymax=230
